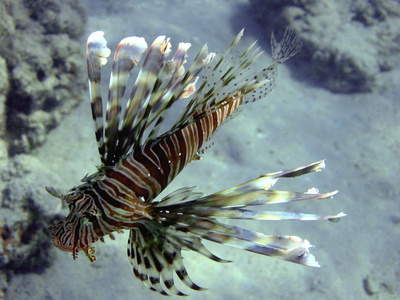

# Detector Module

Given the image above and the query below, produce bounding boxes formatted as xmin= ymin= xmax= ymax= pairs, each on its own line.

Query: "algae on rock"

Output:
xmin=249 ymin=0 xmax=400 ymax=93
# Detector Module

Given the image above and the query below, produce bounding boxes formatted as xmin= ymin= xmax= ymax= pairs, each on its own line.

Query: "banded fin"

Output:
xmin=180 ymin=219 xmax=321 ymax=266
xmin=152 ymin=186 xmax=204 ymax=207
xmin=132 ymin=161 xmax=345 ymax=294
xmin=154 ymin=161 xmax=340 ymax=210
xmin=169 ymin=28 xmax=302 ymax=136
xmin=87 ymin=31 xmax=112 ymax=163
xmin=115 ymin=37 xmax=213 ymax=157
xmin=105 ymin=36 xmax=148 ymax=164
xmin=117 ymin=36 xmax=173 ymax=153
xmin=127 ymin=223 xmax=229 ymax=295
xmin=86 ymin=29 xmax=301 ymax=166
xmin=87 ymin=32 xmax=214 ymax=166
xmin=128 ymin=161 xmax=344 ymax=294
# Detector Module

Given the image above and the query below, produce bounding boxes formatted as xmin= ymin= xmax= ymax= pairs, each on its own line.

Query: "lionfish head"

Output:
xmin=48 ymin=188 xmax=100 ymax=262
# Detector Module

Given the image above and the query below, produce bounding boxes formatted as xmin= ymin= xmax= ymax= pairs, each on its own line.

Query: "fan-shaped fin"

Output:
xmin=86 ymin=31 xmax=111 ymax=163
xmin=104 ymin=36 xmax=147 ymax=165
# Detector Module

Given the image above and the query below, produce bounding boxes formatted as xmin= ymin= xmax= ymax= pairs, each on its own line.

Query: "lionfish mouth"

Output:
xmin=49 ymin=218 xmax=97 ymax=262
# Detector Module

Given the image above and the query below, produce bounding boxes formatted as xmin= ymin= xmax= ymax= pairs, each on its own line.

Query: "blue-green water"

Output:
xmin=3 ymin=0 xmax=400 ymax=299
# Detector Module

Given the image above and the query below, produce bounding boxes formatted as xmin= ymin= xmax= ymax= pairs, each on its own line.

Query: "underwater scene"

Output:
xmin=0 ymin=0 xmax=399 ymax=299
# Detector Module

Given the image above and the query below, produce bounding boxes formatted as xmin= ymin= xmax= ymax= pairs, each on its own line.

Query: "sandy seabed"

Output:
xmin=5 ymin=0 xmax=400 ymax=299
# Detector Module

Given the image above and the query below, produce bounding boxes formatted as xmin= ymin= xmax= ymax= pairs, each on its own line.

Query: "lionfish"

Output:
xmin=47 ymin=29 xmax=345 ymax=295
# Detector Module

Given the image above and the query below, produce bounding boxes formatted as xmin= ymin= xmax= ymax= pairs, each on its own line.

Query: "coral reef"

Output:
xmin=249 ymin=0 xmax=400 ymax=93
xmin=0 ymin=0 xmax=87 ymax=153
xmin=0 ymin=155 xmax=60 ymax=270
xmin=0 ymin=153 xmax=63 ymax=298
xmin=0 ymin=57 xmax=8 ymax=137
xmin=0 ymin=0 xmax=87 ymax=297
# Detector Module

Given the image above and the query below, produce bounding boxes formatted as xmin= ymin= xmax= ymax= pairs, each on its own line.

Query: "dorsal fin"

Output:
xmin=86 ymin=31 xmax=111 ymax=164
xmin=104 ymin=36 xmax=147 ymax=164
xmin=92 ymin=34 xmax=214 ymax=165
xmin=86 ymin=29 xmax=302 ymax=166
xmin=162 ymin=29 xmax=302 ymax=139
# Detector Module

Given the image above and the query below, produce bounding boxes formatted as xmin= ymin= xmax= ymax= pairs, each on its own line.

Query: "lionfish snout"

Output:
xmin=48 ymin=218 xmax=76 ymax=252
xmin=49 ymin=216 xmax=97 ymax=262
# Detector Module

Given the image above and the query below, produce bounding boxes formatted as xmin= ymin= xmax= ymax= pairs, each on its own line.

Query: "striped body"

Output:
xmin=90 ymin=96 xmax=242 ymax=233
xmin=106 ymin=96 xmax=242 ymax=202
xmin=48 ymin=30 xmax=345 ymax=296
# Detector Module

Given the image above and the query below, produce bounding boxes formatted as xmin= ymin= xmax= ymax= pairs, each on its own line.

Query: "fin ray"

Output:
xmin=86 ymin=31 xmax=111 ymax=163
xmin=104 ymin=36 xmax=147 ymax=164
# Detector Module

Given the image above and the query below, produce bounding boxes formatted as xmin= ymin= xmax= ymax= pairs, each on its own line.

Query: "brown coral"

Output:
xmin=0 ymin=0 xmax=87 ymax=154
xmin=249 ymin=0 xmax=400 ymax=93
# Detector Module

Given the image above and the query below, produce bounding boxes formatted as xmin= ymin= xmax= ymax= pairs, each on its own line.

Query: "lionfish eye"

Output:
xmin=67 ymin=202 xmax=76 ymax=211
xmin=82 ymin=212 xmax=97 ymax=223
xmin=64 ymin=190 xmax=83 ymax=202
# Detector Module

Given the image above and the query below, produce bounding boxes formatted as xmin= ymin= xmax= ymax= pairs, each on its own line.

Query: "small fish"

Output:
xmin=47 ymin=29 xmax=345 ymax=295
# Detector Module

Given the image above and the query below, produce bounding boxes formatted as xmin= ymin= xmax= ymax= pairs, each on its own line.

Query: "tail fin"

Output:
xmin=127 ymin=161 xmax=345 ymax=295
